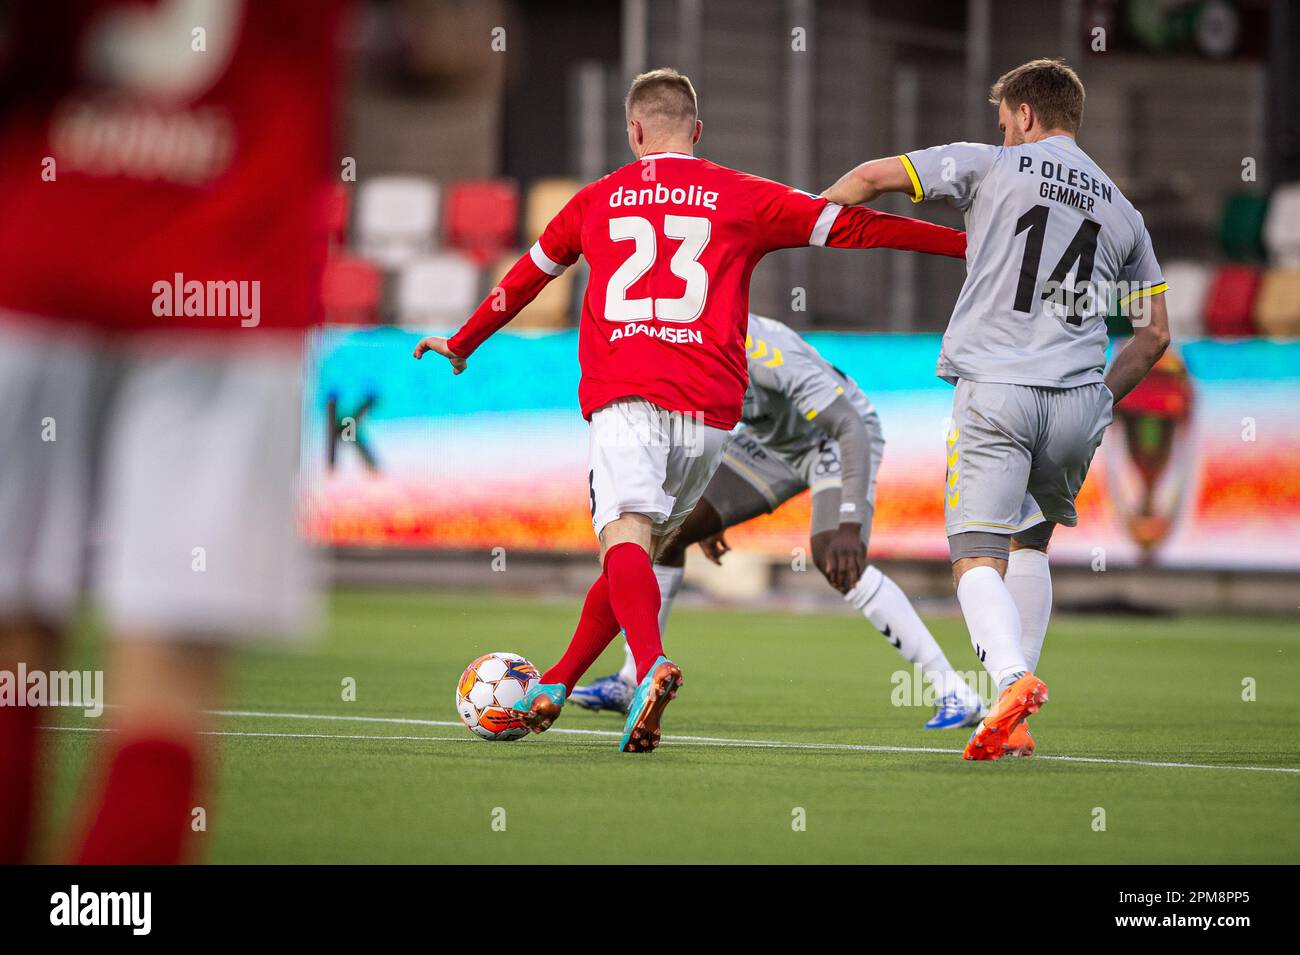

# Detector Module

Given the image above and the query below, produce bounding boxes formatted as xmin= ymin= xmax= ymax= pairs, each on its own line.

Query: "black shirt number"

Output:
xmin=1012 ymin=204 xmax=1102 ymax=326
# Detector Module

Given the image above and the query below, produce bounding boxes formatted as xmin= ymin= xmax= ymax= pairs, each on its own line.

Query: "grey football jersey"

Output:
xmin=902 ymin=136 xmax=1166 ymax=387
xmin=739 ymin=314 xmax=874 ymax=456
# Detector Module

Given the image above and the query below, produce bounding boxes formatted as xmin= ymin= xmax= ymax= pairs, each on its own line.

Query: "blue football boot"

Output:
xmin=923 ymin=690 xmax=987 ymax=730
xmin=570 ymin=673 xmax=635 ymax=714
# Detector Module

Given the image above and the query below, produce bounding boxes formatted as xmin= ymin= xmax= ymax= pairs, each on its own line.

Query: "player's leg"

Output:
xmin=73 ymin=639 xmax=225 ymax=864
xmin=1013 ymin=379 xmax=1111 ymax=676
xmin=517 ymin=399 xmax=704 ymax=740
xmin=571 ymin=495 xmax=725 ymax=712
xmin=0 ymin=321 xmax=101 ymax=862
xmin=946 ymin=382 xmax=1042 ymax=689
xmin=72 ymin=338 xmax=311 ymax=863
xmin=0 ymin=620 xmax=60 ymax=863
xmin=572 ymin=441 xmax=781 ymax=713
xmin=1006 ymin=524 xmax=1054 ymax=673
xmin=945 ymin=382 xmax=1050 ymax=760
xmin=995 ymin=383 xmax=1112 ymax=758
xmin=512 ymin=511 xmax=650 ymax=727
xmin=616 ymin=408 xmax=729 ymax=752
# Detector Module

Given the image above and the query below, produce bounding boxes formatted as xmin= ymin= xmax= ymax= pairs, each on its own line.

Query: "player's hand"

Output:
xmin=413 ymin=336 xmax=467 ymax=375
xmin=823 ymin=522 xmax=865 ymax=594
xmin=698 ymin=532 xmax=731 ymax=565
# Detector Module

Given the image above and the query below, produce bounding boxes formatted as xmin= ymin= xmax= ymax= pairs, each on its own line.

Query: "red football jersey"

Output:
xmin=0 ymin=0 xmax=345 ymax=333
xmin=448 ymin=153 xmax=965 ymax=429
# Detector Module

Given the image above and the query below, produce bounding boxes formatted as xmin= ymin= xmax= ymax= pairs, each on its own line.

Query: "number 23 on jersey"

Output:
xmin=604 ymin=215 xmax=712 ymax=324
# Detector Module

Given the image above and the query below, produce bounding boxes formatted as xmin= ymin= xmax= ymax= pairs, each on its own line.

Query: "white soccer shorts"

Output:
xmin=587 ymin=397 xmax=731 ymax=540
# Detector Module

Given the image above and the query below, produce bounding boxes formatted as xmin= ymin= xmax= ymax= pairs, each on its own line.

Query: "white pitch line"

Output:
xmin=44 ymin=707 xmax=1300 ymax=776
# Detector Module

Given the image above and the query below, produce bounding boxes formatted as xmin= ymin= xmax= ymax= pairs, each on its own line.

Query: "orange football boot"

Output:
xmin=1003 ymin=720 xmax=1036 ymax=757
xmin=962 ymin=673 xmax=1047 ymax=761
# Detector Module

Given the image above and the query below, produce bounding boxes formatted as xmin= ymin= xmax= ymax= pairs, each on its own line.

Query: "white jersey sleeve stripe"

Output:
xmin=529 ymin=241 xmax=567 ymax=276
xmin=809 ymin=202 xmax=843 ymax=247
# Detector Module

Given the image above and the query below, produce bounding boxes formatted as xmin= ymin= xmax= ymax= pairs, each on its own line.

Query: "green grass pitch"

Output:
xmin=38 ymin=589 xmax=1300 ymax=864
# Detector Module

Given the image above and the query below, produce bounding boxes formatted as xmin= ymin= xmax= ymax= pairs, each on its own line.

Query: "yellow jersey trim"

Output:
xmin=1118 ymin=281 xmax=1169 ymax=308
xmin=898 ymin=154 xmax=924 ymax=204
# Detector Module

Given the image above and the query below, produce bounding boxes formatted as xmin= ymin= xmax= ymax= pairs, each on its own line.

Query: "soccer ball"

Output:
xmin=455 ymin=652 xmax=540 ymax=741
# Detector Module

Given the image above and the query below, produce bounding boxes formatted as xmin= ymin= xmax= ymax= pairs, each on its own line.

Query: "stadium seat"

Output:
xmin=524 ymin=177 xmax=581 ymax=241
xmin=395 ymin=252 xmax=481 ymax=328
xmin=1253 ymin=268 xmax=1300 ymax=338
xmin=356 ymin=176 xmax=440 ymax=270
xmin=445 ymin=179 xmax=520 ymax=265
xmin=1218 ymin=192 xmax=1268 ymax=262
xmin=1160 ymin=260 xmax=1210 ymax=341
xmin=1202 ymin=264 xmax=1261 ymax=337
xmin=487 ymin=251 xmax=576 ymax=328
xmin=321 ymin=253 xmax=382 ymax=325
xmin=1263 ymin=181 xmax=1300 ymax=267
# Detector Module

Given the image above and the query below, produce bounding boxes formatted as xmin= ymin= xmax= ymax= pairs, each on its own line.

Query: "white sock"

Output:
xmin=1004 ymin=549 xmax=1052 ymax=672
xmin=653 ymin=564 xmax=684 ymax=638
xmin=845 ymin=566 xmax=969 ymax=699
xmin=956 ymin=565 xmax=1028 ymax=691
xmin=617 ymin=564 xmax=684 ymax=684
xmin=618 ymin=640 xmax=636 ymax=684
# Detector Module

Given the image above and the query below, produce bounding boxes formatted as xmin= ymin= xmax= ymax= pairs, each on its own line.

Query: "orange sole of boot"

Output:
xmin=519 ymin=697 xmax=563 ymax=734
xmin=963 ymin=676 xmax=1048 ymax=761
xmin=621 ymin=663 xmax=682 ymax=753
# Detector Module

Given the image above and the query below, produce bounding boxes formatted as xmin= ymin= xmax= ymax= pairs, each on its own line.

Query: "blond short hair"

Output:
xmin=625 ymin=67 xmax=698 ymax=126
xmin=989 ymin=58 xmax=1085 ymax=133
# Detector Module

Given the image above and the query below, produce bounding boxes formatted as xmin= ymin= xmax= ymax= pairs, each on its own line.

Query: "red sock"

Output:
xmin=72 ymin=736 xmax=198 ymax=865
xmin=542 ymin=572 xmax=622 ymax=694
xmin=604 ymin=542 xmax=664 ymax=682
xmin=0 ymin=704 xmax=42 ymax=863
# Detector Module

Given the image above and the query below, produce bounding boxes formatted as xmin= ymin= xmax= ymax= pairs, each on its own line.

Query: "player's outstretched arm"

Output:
xmin=822 ymin=157 xmax=915 ymax=206
xmin=748 ymin=171 xmax=963 ymax=257
xmin=1104 ymin=292 xmax=1171 ymax=403
xmin=415 ymin=249 xmax=560 ymax=371
xmin=824 ymin=205 xmax=965 ymax=259
xmin=418 ymin=189 xmax=585 ymax=370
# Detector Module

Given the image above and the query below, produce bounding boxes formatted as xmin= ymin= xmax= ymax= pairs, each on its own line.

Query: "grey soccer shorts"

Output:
xmin=706 ymin=412 xmax=885 ymax=540
xmin=944 ymin=379 xmax=1113 ymax=539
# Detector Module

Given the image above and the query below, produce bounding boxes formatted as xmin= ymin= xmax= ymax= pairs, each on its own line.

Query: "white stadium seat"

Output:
xmin=1160 ymin=260 xmax=1211 ymax=342
xmin=395 ymin=252 xmax=481 ymax=328
xmin=356 ymin=176 xmax=440 ymax=270
xmin=1263 ymin=181 xmax=1300 ymax=267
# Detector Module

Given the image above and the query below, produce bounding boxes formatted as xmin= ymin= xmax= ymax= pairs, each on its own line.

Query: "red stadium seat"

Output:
xmin=1202 ymin=264 xmax=1261 ymax=337
xmin=445 ymin=179 xmax=520 ymax=265
xmin=321 ymin=253 xmax=382 ymax=325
